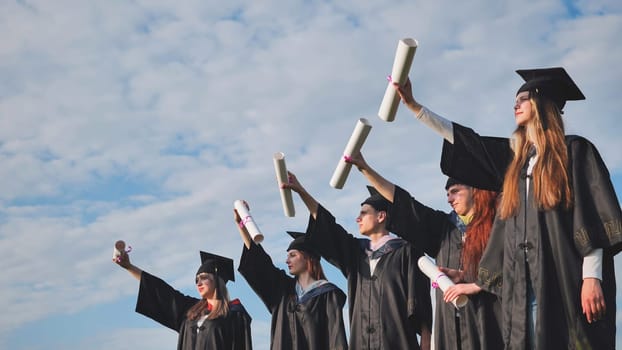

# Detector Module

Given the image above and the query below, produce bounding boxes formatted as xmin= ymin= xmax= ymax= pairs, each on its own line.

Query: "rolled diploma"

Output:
xmin=329 ymin=118 xmax=372 ymax=189
xmin=378 ymin=38 xmax=418 ymax=122
xmin=273 ymin=152 xmax=295 ymax=217
xmin=113 ymin=240 xmax=125 ymax=261
xmin=234 ymin=200 xmax=264 ymax=243
xmin=417 ymin=256 xmax=468 ymax=308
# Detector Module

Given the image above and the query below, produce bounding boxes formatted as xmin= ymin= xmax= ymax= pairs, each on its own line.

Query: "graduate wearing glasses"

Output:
xmin=114 ymin=248 xmax=253 ymax=350
xmin=394 ymin=67 xmax=622 ymax=349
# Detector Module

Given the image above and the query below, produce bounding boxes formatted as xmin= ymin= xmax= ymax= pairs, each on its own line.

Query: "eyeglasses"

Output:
xmin=195 ymin=274 xmax=212 ymax=285
xmin=515 ymin=94 xmax=530 ymax=107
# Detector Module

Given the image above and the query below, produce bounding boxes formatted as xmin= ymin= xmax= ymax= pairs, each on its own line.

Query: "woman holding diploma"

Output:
xmin=113 ymin=246 xmax=253 ymax=350
xmin=393 ymin=67 xmax=622 ymax=349
xmin=346 ymin=151 xmax=502 ymax=350
xmin=235 ymin=205 xmax=348 ymax=350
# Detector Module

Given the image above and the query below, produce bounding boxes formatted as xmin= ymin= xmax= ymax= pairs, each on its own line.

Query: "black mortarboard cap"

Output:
xmin=445 ymin=177 xmax=463 ymax=190
xmin=361 ymin=186 xmax=390 ymax=212
xmin=516 ymin=67 xmax=585 ymax=112
xmin=286 ymin=231 xmax=320 ymax=259
xmin=197 ymin=251 xmax=235 ymax=283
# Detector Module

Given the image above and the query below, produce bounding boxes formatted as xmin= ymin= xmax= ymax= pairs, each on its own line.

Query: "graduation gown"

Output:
xmin=440 ymin=123 xmax=622 ymax=349
xmin=135 ymin=271 xmax=253 ymax=350
xmin=238 ymin=243 xmax=348 ymax=350
xmin=389 ymin=185 xmax=502 ymax=350
xmin=305 ymin=204 xmax=433 ymax=350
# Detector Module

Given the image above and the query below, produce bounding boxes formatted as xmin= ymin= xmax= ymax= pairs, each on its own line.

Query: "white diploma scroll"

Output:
xmin=234 ymin=200 xmax=264 ymax=243
xmin=273 ymin=152 xmax=295 ymax=217
xmin=378 ymin=38 xmax=418 ymax=122
xmin=418 ymin=255 xmax=468 ymax=308
xmin=329 ymin=118 xmax=372 ymax=189
xmin=113 ymin=240 xmax=128 ymax=262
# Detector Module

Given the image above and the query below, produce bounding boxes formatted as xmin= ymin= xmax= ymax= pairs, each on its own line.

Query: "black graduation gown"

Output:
xmin=389 ymin=185 xmax=503 ymax=350
xmin=440 ymin=123 xmax=622 ymax=349
xmin=304 ymin=204 xmax=433 ymax=350
xmin=238 ymin=243 xmax=348 ymax=350
xmin=135 ymin=271 xmax=253 ymax=350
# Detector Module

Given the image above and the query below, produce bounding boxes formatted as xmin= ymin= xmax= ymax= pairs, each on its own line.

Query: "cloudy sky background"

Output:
xmin=1 ymin=0 xmax=621 ymax=349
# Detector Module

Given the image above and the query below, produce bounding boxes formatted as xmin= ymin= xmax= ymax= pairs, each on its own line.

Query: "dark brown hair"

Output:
xmin=300 ymin=251 xmax=327 ymax=281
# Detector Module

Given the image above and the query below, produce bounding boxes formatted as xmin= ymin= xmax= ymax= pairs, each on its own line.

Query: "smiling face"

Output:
xmin=286 ymin=249 xmax=308 ymax=276
xmin=446 ymin=184 xmax=474 ymax=216
xmin=514 ymin=91 xmax=534 ymax=126
xmin=195 ymin=272 xmax=217 ymax=299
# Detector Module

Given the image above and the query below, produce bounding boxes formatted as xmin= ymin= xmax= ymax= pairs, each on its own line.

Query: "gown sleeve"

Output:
xmin=568 ymin=136 xmax=622 ymax=256
xmin=389 ymin=185 xmax=450 ymax=257
xmin=238 ymin=243 xmax=292 ymax=313
xmin=305 ymin=204 xmax=361 ymax=277
xmin=135 ymin=271 xmax=199 ymax=332
xmin=441 ymin=123 xmax=513 ymax=191
xmin=229 ymin=302 xmax=254 ymax=350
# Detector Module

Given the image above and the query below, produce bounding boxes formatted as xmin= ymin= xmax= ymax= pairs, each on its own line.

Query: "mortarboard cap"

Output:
xmin=197 ymin=251 xmax=235 ymax=283
xmin=516 ymin=67 xmax=585 ymax=112
xmin=445 ymin=177 xmax=464 ymax=190
xmin=361 ymin=186 xmax=390 ymax=212
xmin=286 ymin=231 xmax=320 ymax=259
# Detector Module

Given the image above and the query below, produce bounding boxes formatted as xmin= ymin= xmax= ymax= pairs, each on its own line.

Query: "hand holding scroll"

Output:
xmin=378 ymin=38 xmax=418 ymax=122
xmin=443 ymin=283 xmax=481 ymax=305
xmin=234 ymin=200 xmax=264 ymax=243
xmin=273 ymin=152 xmax=295 ymax=217
xmin=393 ymin=78 xmax=423 ymax=116
xmin=112 ymin=240 xmax=132 ymax=269
xmin=418 ymin=255 xmax=468 ymax=308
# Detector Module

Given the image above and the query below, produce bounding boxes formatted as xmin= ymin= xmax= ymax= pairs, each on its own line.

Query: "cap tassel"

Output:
xmin=214 ymin=266 xmax=220 ymax=301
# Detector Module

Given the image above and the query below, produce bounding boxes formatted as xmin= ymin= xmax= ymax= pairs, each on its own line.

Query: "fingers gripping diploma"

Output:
xmin=443 ymin=283 xmax=481 ymax=304
xmin=581 ymin=278 xmax=606 ymax=323
xmin=112 ymin=240 xmax=132 ymax=268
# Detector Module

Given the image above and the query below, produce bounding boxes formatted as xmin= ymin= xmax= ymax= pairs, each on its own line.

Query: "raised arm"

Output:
xmin=233 ymin=203 xmax=253 ymax=249
xmin=345 ymin=151 xmax=396 ymax=203
xmin=394 ymin=78 xmax=455 ymax=143
xmin=113 ymin=243 xmax=143 ymax=281
xmin=281 ymin=171 xmax=319 ymax=219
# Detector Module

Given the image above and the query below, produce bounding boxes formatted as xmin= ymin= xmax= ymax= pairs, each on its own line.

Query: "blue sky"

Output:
xmin=1 ymin=0 xmax=621 ymax=349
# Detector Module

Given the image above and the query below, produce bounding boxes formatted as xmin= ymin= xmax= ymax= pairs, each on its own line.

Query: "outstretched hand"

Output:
xmin=281 ymin=171 xmax=303 ymax=193
xmin=233 ymin=200 xmax=249 ymax=224
xmin=113 ymin=245 xmax=132 ymax=269
xmin=393 ymin=77 xmax=423 ymax=115
xmin=394 ymin=78 xmax=415 ymax=105
xmin=344 ymin=151 xmax=368 ymax=172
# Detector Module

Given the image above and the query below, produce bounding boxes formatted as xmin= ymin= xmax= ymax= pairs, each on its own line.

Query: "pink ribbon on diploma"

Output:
xmin=431 ymin=273 xmax=445 ymax=289
xmin=239 ymin=216 xmax=252 ymax=229
xmin=115 ymin=246 xmax=133 ymax=263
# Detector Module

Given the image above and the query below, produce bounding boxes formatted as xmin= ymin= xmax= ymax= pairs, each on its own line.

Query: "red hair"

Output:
xmin=461 ymin=188 xmax=498 ymax=281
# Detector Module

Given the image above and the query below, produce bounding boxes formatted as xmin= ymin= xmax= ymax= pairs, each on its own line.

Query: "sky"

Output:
xmin=1 ymin=0 xmax=621 ymax=349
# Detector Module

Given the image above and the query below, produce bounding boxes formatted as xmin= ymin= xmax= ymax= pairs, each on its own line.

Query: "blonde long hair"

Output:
xmin=498 ymin=96 xmax=572 ymax=219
